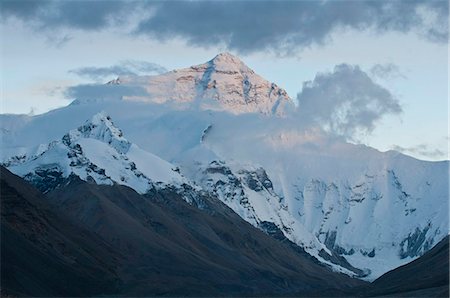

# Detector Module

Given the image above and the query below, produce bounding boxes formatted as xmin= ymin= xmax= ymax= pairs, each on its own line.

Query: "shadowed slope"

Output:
xmin=2 ymin=166 xmax=366 ymax=296
xmin=47 ymin=176 xmax=366 ymax=296
xmin=0 ymin=167 xmax=121 ymax=297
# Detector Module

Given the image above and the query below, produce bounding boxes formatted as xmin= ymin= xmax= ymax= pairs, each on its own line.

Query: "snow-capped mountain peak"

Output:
xmin=7 ymin=113 xmax=186 ymax=194
xmin=113 ymin=53 xmax=294 ymax=115
xmin=64 ymin=111 xmax=131 ymax=154
xmin=206 ymin=52 xmax=254 ymax=74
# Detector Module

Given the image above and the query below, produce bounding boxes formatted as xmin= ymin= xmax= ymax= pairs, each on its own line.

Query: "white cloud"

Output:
xmin=296 ymin=64 xmax=402 ymax=140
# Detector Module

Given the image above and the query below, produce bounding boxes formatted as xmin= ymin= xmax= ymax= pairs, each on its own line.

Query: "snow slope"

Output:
xmin=1 ymin=54 xmax=448 ymax=281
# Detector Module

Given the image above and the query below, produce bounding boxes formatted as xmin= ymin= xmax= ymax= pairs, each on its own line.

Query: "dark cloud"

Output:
xmin=391 ymin=144 xmax=446 ymax=159
xmin=370 ymin=63 xmax=406 ymax=80
xmin=69 ymin=61 xmax=167 ymax=81
xmin=296 ymin=64 xmax=402 ymax=140
xmin=136 ymin=1 xmax=448 ymax=53
xmin=0 ymin=0 xmax=48 ymax=19
xmin=1 ymin=0 xmax=136 ymax=30
xmin=1 ymin=0 xmax=447 ymax=53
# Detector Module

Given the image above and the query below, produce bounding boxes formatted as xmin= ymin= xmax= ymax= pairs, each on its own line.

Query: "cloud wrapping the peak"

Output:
xmin=69 ymin=61 xmax=167 ymax=81
xmin=296 ymin=64 xmax=402 ymax=140
xmin=1 ymin=0 xmax=448 ymax=53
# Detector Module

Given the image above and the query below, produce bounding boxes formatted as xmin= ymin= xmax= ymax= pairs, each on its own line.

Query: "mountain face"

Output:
xmin=1 ymin=166 xmax=367 ymax=297
xmin=192 ymin=154 xmax=448 ymax=279
xmin=1 ymin=53 xmax=448 ymax=283
xmin=105 ymin=52 xmax=293 ymax=115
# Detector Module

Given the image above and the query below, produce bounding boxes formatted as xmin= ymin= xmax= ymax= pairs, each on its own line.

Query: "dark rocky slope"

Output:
xmin=0 ymin=167 xmax=121 ymax=297
xmin=1 ymin=166 xmax=365 ymax=296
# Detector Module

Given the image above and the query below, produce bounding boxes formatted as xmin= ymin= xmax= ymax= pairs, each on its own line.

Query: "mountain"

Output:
xmin=103 ymin=52 xmax=294 ymax=115
xmin=189 ymin=144 xmax=449 ymax=279
xmin=1 ymin=53 xmax=448 ymax=282
xmin=6 ymin=111 xmax=186 ymax=194
xmin=1 ymin=166 xmax=367 ymax=297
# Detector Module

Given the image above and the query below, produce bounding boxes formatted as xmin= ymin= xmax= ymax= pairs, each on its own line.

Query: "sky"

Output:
xmin=0 ymin=0 xmax=448 ymax=161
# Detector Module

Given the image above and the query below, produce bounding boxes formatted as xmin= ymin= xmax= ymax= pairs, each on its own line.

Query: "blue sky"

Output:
xmin=0 ymin=0 xmax=448 ymax=160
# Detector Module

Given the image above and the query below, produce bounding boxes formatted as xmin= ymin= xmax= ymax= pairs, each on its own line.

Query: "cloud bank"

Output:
xmin=137 ymin=1 xmax=448 ymax=53
xmin=2 ymin=0 xmax=448 ymax=53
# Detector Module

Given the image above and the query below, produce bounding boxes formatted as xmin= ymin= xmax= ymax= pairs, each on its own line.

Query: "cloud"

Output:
xmin=69 ymin=61 xmax=167 ymax=81
xmin=45 ymin=34 xmax=73 ymax=48
xmin=370 ymin=63 xmax=406 ymax=80
xmin=122 ymin=60 xmax=167 ymax=75
xmin=1 ymin=0 xmax=448 ymax=53
xmin=391 ymin=144 xmax=446 ymax=159
xmin=0 ymin=0 xmax=136 ymax=30
xmin=296 ymin=64 xmax=402 ymax=140
xmin=135 ymin=1 xmax=449 ymax=53
xmin=64 ymin=83 xmax=148 ymax=103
